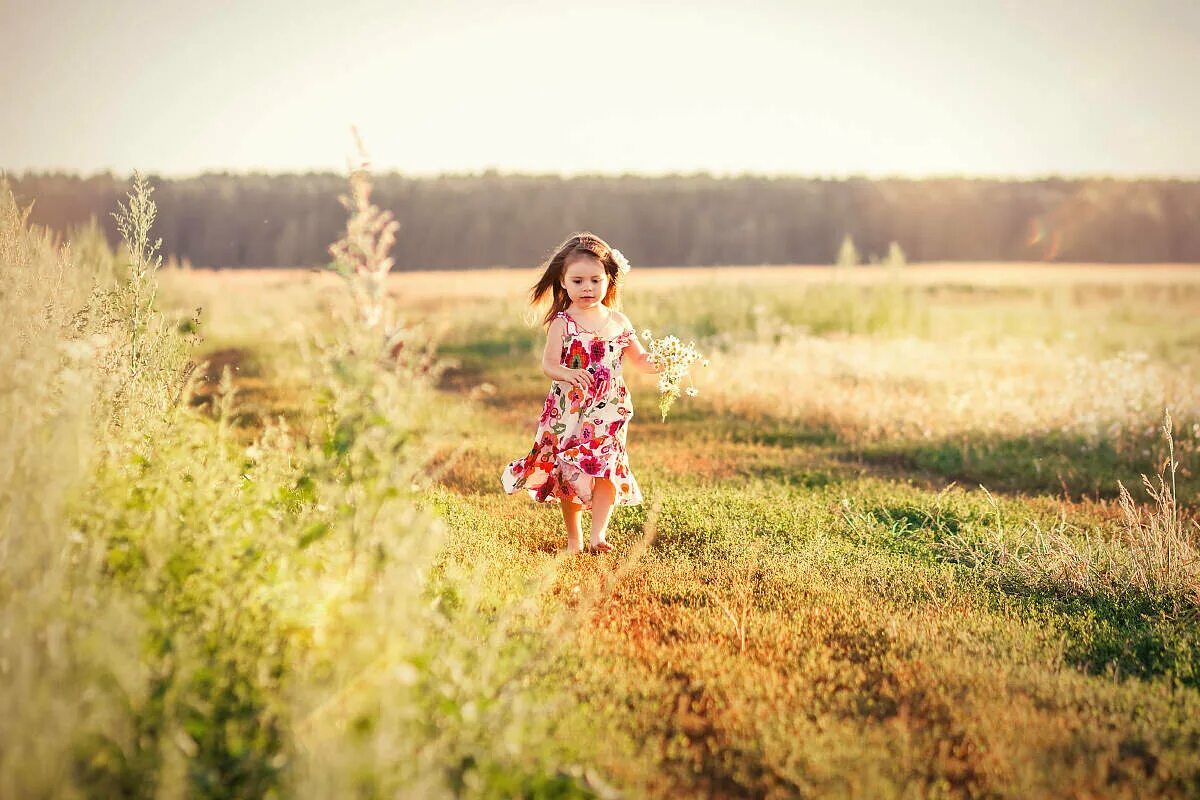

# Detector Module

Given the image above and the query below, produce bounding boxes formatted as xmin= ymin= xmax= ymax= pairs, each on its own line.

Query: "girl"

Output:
xmin=501 ymin=232 xmax=661 ymax=555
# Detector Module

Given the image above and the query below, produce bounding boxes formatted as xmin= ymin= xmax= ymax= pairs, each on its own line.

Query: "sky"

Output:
xmin=2 ymin=0 xmax=1198 ymax=178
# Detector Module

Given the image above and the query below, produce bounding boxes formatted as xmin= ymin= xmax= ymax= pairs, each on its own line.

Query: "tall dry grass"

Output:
xmin=890 ymin=413 xmax=1200 ymax=611
xmin=701 ymin=331 xmax=1198 ymax=450
xmin=1117 ymin=411 xmax=1199 ymax=608
xmin=0 ymin=174 xmax=189 ymax=798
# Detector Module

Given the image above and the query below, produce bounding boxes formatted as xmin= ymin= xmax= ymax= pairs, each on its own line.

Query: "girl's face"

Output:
xmin=561 ymin=254 xmax=609 ymax=309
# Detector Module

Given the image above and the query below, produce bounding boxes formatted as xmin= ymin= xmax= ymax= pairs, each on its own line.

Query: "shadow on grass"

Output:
xmin=868 ymin=500 xmax=1200 ymax=686
xmin=437 ymin=336 xmax=536 ymax=363
xmin=843 ymin=429 xmax=1196 ymax=506
xmin=660 ymin=405 xmax=1192 ymax=506
xmin=1040 ymin=593 xmax=1200 ymax=686
xmin=720 ymin=417 xmax=841 ymax=448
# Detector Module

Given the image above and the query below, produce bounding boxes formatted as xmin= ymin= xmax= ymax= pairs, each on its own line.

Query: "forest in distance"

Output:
xmin=8 ymin=170 xmax=1200 ymax=270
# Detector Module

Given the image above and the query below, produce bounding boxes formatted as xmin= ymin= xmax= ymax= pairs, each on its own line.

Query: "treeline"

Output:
xmin=7 ymin=171 xmax=1200 ymax=268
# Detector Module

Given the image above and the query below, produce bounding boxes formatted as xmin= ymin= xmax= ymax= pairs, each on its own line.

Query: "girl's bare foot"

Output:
xmin=586 ymin=539 xmax=614 ymax=555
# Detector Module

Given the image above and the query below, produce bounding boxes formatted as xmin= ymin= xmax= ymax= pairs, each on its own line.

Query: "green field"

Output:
xmin=5 ymin=177 xmax=1200 ymax=799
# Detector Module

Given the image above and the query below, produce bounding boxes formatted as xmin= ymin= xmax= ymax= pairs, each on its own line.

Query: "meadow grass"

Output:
xmin=10 ymin=175 xmax=1200 ymax=800
xmin=391 ymin=262 xmax=1200 ymax=797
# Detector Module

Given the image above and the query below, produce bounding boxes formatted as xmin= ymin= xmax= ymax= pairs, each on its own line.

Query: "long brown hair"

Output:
xmin=529 ymin=232 xmax=624 ymax=328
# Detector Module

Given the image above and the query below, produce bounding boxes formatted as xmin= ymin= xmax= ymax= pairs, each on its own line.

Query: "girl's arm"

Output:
xmin=542 ymin=317 xmax=594 ymax=389
xmin=615 ymin=312 xmax=661 ymax=374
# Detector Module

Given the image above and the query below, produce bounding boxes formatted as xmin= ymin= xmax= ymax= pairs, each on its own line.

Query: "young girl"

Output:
xmin=501 ymin=232 xmax=660 ymax=555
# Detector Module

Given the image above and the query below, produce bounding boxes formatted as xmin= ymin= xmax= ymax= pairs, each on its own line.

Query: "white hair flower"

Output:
xmin=612 ymin=248 xmax=631 ymax=276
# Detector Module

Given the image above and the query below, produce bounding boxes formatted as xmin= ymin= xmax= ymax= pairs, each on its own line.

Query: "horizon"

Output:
xmin=3 ymin=0 xmax=1198 ymax=179
xmin=8 ymin=166 xmax=1200 ymax=183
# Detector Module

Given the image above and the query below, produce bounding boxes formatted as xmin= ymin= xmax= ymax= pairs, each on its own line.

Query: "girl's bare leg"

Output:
xmin=589 ymin=478 xmax=617 ymax=552
xmin=562 ymin=499 xmax=585 ymax=554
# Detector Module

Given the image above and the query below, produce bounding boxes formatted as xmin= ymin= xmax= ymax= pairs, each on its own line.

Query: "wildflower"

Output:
xmin=685 ymin=386 xmax=699 ymax=397
xmin=644 ymin=330 xmax=706 ymax=421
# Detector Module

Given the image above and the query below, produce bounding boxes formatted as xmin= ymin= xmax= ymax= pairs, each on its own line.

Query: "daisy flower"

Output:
xmin=642 ymin=328 xmax=705 ymax=421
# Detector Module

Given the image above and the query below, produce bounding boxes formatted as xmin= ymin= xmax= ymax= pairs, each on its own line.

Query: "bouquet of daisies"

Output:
xmin=642 ymin=329 xmax=708 ymax=421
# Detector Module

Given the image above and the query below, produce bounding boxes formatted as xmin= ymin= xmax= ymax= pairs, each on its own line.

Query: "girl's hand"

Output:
xmin=561 ymin=367 xmax=594 ymax=391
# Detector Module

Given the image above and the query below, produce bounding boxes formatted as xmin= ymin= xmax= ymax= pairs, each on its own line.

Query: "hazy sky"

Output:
xmin=2 ymin=0 xmax=1197 ymax=177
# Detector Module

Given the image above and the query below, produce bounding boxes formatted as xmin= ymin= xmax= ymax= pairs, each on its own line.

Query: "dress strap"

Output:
xmin=556 ymin=310 xmax=578 ymax=336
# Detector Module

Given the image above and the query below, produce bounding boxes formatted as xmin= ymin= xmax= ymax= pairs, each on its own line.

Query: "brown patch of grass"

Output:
xmin=187 ymin=346 xmax=305 ymax=441
xmin=426 ymin=445 xmax=506 ymax=496
xmin=573 ymin=565 xmax=1003 ymax=798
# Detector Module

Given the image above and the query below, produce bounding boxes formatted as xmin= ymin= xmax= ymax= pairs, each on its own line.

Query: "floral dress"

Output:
xmin=501 ymin=310 xmax=643 ymax=509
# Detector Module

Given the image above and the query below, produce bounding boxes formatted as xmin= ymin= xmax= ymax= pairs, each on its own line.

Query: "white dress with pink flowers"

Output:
xmin=501 ymin=310 xmax=644 ymax=509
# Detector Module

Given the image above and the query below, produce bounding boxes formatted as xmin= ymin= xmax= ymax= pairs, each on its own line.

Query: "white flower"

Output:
xmin=612 ymin=248 xmax=631 ymax=276
xmin=642 ymin=328 xmax=708 ymax=420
